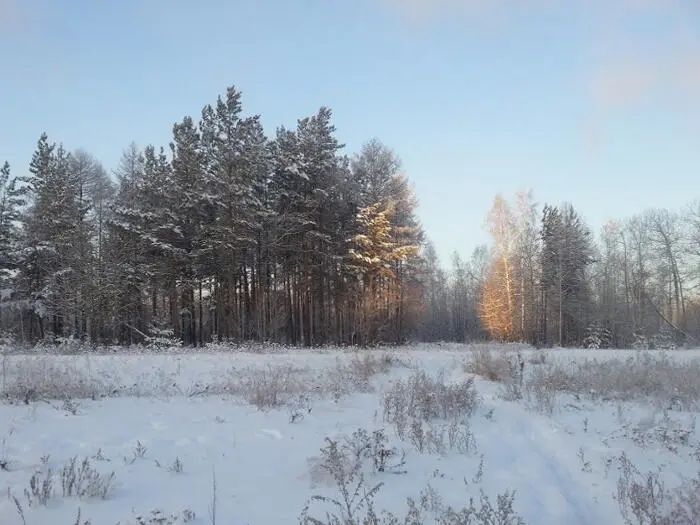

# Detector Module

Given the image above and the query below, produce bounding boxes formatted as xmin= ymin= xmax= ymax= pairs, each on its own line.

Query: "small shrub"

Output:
xmin=11 ymin=494 xmax=27 ymax=525
xmin=407 ymin=418 xmax=476 ymax=456
xmin=60 ymin=397 xmax=80 ymax=415
xmin=301 ymin=437 xmax=384 ymax=525
xmin=408 ymin=418 xmax=448 ymax=455
xmin=144 ymin=323 xmax=182 ymax=351
xmin=466 ymin=349 xmax=512 ymax=382
xmin=447 ymin=418 xmax=477 ymax=455
xmin=577 ymin=448 xmax=592 ymax=473
xmin=132 ymin=509 xmax=196 ymax=525
xmin=523 ymin=366 xmax=559 ymax=414
xmin=466 ymin=350 xmax=524 ymax=401
xmin=289 ymin=394 xmax=313 ymax=423
xmin=346 ymin=352 xmax=394 ymax=381
xmin=1 ymin=428 xmax=14 ymax=471
xmin=301 ymin=440 xmax=526 ymax=525
xmin=169 ymin=457 xmax=184 ymax=473
xmin=92 ymin=448 xmax=109 ymax=462
xmin=325 ymin=353 xmax=397 ymax=402
xmin=344 ymin=428 xmax=407 ymax=474
xmin=610 ymin=412 xmax=695 ymax=454
xmin=671 ymin=473 xmax=700 ymax=525
xmin=439 ymin=487 xmax=526 ymax=525
xmin=60 ymin=456 xmax=116 ymax=499
xmin=21 ymin=455 xmax=115 ymax=507
xmin=583 ymin=321 xmax=613 ymax=349
xmin=615 ymin=453 xmax=700 ymax=525
xmin=616 ymin=453 xmax=668 ymax=525
xmin=382 ymin=370 xmax=478 ymax=438
xmin=528 ymin=352 xmax=546 ymax=365
xmin=124 ymin=440 xmax=148 ymax=464
xmin=237 ymin=364 xmax=303 ymax=409
xmin=24 ymin=468 xmax=55 ymax=506
xmin=472 ymin=455 xmax=485 ymax=484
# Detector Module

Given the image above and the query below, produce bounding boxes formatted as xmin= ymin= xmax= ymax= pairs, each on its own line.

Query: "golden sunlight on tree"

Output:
xmin=480 ymin=258 xmax=514 ymax=340
xmin=479 ymin=194 xmax=518 ymax=341
xmin=348 ymin=200 xmax=420 ymax=344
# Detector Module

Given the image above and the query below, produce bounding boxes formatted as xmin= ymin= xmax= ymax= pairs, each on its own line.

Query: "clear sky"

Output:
xmin=1 ymin=0 xmax=699 ymax=266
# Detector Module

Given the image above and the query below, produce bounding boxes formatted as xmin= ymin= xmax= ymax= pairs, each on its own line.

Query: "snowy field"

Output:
xmin=1 ymin=343 xmax=699 ymax=525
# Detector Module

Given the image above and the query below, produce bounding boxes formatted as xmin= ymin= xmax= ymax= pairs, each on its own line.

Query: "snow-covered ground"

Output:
xmin=0 ymin=343 xmax=698 ymax=525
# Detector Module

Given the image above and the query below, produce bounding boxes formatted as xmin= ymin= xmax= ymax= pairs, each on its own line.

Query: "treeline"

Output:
xmin=0 ymin=85 xmax=698 ymax=349
xmin=0 ymin=87 xmax=428 ymax=347
xmin=421 ymin=191 xmax=700 ymax=349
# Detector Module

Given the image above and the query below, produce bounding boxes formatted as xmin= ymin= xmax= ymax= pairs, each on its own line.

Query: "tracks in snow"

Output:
xmin=474 ymin=389 xmax=622 ymax=525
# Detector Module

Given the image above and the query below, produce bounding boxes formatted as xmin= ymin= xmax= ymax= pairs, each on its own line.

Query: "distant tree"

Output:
xmin=646 ymin=209 xmax=686 ymax=333
xmin=447 ymin=251 xmax=483 ymax=341
xmin=624 ymin=214 xmax=654 ymax=337
xmin=11 ymin=82 xmax=700 ymax=350
xmin=592 ymin=220 xmax=630 ymax=346
xmin=540 ymin=203 xmax=595 ymax=346
xmin=417 ymin=241 xmax=451 ymax=341
xmin=513 ymin=190 xmax=540 ymax=343
xmin=684 ymin=200 xmax=700 ymax=340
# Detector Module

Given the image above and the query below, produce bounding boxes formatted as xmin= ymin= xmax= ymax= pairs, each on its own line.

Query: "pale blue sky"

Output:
xmin=1 ymin=0 xmax=699 ymax=265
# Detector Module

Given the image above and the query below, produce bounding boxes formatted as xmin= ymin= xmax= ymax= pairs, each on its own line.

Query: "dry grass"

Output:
xmin=524 ymin=353 xmax=700 ymax=412
xmin=1 ymin=356 xmax=115 ymax=403
xmin=616 ymin=453 xmax=700 ymax=525
xmin=382 ymin=369 xmax=479 ymax=445
xmin=465 ymin=349 xmax=513 ymax=382
xmin=301 ymin=430 xmax=524 ymax=525
xmin=233 ymin=364 xmax=307 ymax=409
xmin=0 ymin=350 xmax=400 ymax=410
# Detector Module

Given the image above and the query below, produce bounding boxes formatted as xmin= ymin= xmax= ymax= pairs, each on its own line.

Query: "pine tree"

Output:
xmin=169 ymin=116 xmax=207 ymax=345
xmin=199 ymin=87 xmax=272 ymax=342
xmin=139 ymin=144 xmax=176 ymax=340
xmin=348 ymin=200 xmax=419 ymax=344
xmin=351 ymin=138 xmax=400 ymax=207
xmin=540 ymin=203 xmax=594 ymax=346
xmin=0 ymin=162 xmax=25 ymax=281
xmin=350 ymin=140 xmax=424 ymax=343
xmin=107 ymin=143 xmax=150 ymax=344
xmin=0 ymin=161 xmax=27 ymax=338
xmin=270 ymin=107 xmax=345 ymax=345
xmin=18 ymin=134 xmax=89 ymax=341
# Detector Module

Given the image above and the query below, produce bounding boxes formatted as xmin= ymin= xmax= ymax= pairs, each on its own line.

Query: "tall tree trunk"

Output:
xmin=199 ymin=280 xmax=204 ymax=346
